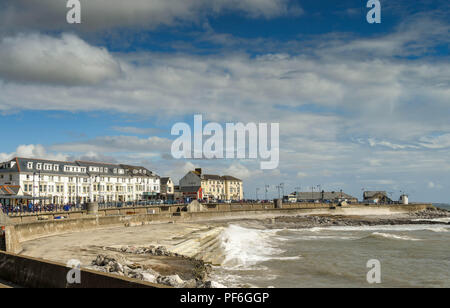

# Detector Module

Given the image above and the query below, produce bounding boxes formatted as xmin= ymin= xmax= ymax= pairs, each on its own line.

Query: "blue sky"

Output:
xmin=0 ymin=0 xmax=449 ymax=202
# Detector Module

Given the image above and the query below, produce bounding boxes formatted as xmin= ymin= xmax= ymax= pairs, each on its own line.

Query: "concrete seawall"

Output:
xmin=3 ymin=203 xmax=433 ymax=254
xmin=0 ymin=250 xmax=166 ymax=288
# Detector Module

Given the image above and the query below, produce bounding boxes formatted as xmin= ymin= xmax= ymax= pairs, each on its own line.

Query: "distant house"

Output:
xmin=288 ymin=191 xmax=358 ymax=203
xmin=363 ymin=191 xmax=392 ymax=204
xmin=179 ymin=168 xmax=243 ymax=201
xmin=177 ymin=186 xmax=203 ymax=201
xmin=160 ymin=177 xmax=174 ymax=200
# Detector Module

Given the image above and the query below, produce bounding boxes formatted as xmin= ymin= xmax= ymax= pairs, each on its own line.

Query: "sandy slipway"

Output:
xmin=19 ymin=207 xmax=450 ymax=288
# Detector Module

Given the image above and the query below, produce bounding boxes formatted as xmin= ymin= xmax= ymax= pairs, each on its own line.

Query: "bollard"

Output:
xmin=87 ymin=202 xmax=99 ymax=215
xmin=274 ymin=199 xmax=283 ymax=209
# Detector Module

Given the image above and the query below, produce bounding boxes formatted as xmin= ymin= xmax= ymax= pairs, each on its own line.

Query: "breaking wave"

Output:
xmin=219 ymin=225 xmax=300 ymax=269
xmin=306 ymin=224 xmax=450 ymax=233
xmin=369 ymin=232 xmax=421 ymax=241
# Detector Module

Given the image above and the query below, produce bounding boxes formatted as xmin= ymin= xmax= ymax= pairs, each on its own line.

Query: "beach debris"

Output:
xmin=89 ymin=253 xmax=216 ymax=288
xmin=119 ymin=245 xmax=179 ymax=257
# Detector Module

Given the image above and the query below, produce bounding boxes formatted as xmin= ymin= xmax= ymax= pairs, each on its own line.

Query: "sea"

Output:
xmin=211 ymin=205 xmax=450 ymax=288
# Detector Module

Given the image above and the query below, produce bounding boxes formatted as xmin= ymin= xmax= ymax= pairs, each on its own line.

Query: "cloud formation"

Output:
xmin=0 ymin=0 xmax=300 ymax=33
xmin=0 ymin=33 xmax=121 ymax=85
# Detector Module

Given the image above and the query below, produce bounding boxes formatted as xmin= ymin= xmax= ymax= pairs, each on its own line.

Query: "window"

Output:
xmin=27 ymin=162 xmax=34 ymax=169
xmin=36 ymin=163 xmax=42 ymax=170
xmin=54 ymin=165 xmax=59 ymax=171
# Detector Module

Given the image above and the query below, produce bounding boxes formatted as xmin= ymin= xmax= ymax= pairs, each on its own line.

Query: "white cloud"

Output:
xmin=111 ymin=126 xmax=163 ymax=135
xmin=297 ymin=171 xmax=308 ymax=178
xmin=51 ymin=135 xmax=172 ymax=154
xmin=0 ymin=33 xmax=121 ymax=85
xmin=419 ymin=134 xmax=450 ymax=149
xmin=0 ymin=144 xmax=69 ymax=162
xmin=223 ymin=162 xmax=262 ymax=179
xmin=0 ymin=0 xmax=300 ymax=32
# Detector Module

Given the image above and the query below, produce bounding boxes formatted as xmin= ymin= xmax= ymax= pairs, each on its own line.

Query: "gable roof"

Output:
xmin=363 ymin=191 xmax=387 ymax=199
xmin=160 ymin=177 xmax=171 ymax=185
xmin=221 ymin=175 xmax=242 ymax=181
xmin=0 ymin=185 xmax=28 ymax=196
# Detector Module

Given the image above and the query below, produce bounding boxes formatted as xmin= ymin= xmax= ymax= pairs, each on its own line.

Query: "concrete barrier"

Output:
xmin=0 ymin=250 xmax=166 ymax=288
xmin=87 ymin=202 xmax=99 ymax=215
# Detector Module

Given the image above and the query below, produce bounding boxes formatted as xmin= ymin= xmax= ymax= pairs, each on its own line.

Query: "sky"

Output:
xmin=0 ymin=0 xmax=449 ymax=202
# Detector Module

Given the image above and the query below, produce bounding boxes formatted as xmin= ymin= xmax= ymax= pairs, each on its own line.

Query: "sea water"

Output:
xmin=211 ymin=222 xmax=450 ymax=288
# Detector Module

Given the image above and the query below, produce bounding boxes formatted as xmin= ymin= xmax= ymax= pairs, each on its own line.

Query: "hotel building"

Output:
xmin=0 ymin=157 xmax=160 ymax=205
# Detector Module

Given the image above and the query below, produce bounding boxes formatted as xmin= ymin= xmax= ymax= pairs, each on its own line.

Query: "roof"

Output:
xmin=202 ymin=174 xmax=223 ymax=181
xmin=221 ymin=175 xmax=242 ymax=181
xmin=160 ymin=177 xmax=171 ymax=185
xmin=363 ymin=191 xmax=387 ymax=199
xmin=293 ymin=191 xmax=357 ymax=201
xmin=0 ymin=185 xmax=29 ymax=197
xmin=179 ymin=186 xmax=202 ymax=193
xmin=187 ymin=171 xmax=242 ymax=182
xmin=0 ymin=157 xmax=158 ymax=177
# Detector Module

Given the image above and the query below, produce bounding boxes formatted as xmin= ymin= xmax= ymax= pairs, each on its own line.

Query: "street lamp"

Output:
xmin=264 ymin=185 xmax=270 ymax=200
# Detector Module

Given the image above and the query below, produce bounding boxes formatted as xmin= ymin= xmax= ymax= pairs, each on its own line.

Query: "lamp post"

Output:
xmin=295 ymin=186 xmax=301 ymax=202
xmin=264 ymin=185 xmax=269 ymax=201
xmin=280 ymin=183 xmax=285 ymax=199
xmin=256 ymin=188 xmax=260 ymax=201
xmin=33 ymin=172 xmax=36 ymax=207
xmin=38 ymin=170 xmax=41 ymax=207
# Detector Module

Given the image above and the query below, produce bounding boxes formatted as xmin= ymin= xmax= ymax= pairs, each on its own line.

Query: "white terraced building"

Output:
xmin=0 ymin=157 xmax=160 ymax=205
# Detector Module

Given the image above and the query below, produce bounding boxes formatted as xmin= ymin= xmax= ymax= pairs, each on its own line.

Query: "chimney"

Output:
xmin=195 ymin=168 xmax=202 ymax=175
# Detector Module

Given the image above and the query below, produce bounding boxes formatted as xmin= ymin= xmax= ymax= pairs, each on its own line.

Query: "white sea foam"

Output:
xmin=302 ymin=224 xmax=450 ymax=233
xmin=220 ymin=224 xmax=298 ymax=269
xmin=370 ymin=232 xmax=421 ymax=241
xmin=412 ymin=218 xmax=450 ymax=223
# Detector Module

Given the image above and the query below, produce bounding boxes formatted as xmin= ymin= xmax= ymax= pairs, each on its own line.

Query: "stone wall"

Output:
xmin=0 ymin=250 xmax=165 ymax=288
xmin=0 ymin=211 xmax=10 ymax=226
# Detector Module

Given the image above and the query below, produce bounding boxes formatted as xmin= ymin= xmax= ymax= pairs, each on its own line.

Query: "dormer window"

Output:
xmin=36 ymin=163 xmax=42 ymax=170
xmin=27 ymin=162 xmax=34 ymax=169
